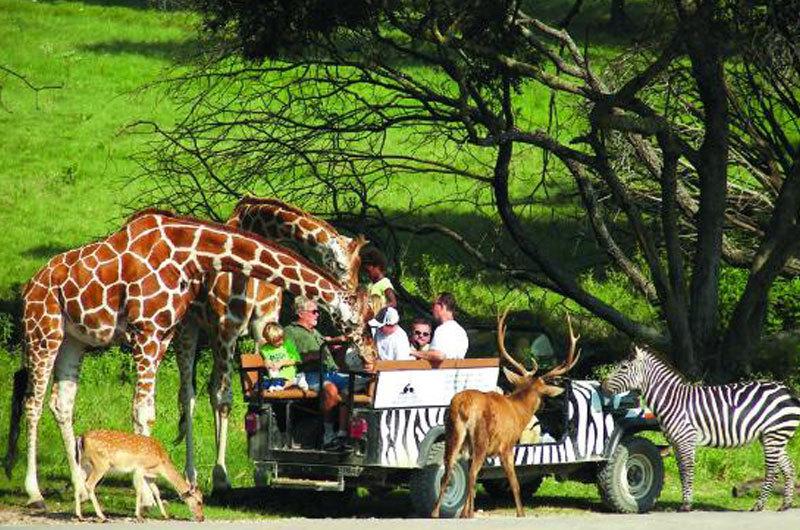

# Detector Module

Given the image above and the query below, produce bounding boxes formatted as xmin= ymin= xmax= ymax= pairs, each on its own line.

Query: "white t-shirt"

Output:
xmin=375 ymin=326 xmax=412 ymax=361
xmin=430 ymin=319 xmax=469 ymax=359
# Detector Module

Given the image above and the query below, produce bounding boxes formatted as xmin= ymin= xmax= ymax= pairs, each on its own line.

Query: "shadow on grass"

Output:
xmin=19 ymin=244 xmax=70 ymax=260
xmin=80 ymin=39 xmax=204 ymax=62
xmin=40 ymin=0 xmax=181 ymax=11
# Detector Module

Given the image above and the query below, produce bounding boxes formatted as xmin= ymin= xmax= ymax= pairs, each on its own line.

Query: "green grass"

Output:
xmin=0 ymin=0 xmax=197 ymax=302
xmin=0 ymin=0 xmax=799 ymax=521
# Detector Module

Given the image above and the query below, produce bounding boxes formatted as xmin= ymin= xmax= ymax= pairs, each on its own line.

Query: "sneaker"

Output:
xmin=296 ymin=373 xmax=309 ymax=391
xmin=323 ymin=436 xmax=344 ymax=451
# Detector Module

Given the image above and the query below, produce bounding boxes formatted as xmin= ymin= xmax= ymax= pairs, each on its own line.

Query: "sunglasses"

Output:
xmin=305 ymin=308 xmax=320 ymax=315
xmin=413 ymin=330 xmax=431 ymax=337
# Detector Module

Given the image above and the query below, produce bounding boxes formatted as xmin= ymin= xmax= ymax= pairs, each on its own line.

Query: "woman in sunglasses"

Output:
xmin=409 ymin=317 xmax=433 ymax=352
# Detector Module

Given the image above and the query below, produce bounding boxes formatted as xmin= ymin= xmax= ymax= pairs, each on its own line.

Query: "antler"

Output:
xmin=497 ymin=305 xmax=535 ymax=376
xmin=543 ymin=313 xmax=581 ymax=379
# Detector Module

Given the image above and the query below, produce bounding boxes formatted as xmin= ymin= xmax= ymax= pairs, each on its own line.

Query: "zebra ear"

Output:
xmin=630 ymin=345 xmax=645 ymax=360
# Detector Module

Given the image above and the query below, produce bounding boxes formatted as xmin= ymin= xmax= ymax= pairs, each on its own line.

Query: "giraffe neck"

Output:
xmin=143 ymin=213 xmax=359 ymax=326
xmin=227 ymin=198 xmax=361 ymax=289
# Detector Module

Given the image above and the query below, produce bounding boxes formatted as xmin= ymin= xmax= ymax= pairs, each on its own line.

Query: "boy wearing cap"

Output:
xmin=369 ymin=306 xmax=412 ymax=361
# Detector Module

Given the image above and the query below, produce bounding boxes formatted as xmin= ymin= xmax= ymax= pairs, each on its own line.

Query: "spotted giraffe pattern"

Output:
xmin=10 ymin=210 xmax=364 ymax=508
xmin=174 ymin=197 xmax=368 ymax=488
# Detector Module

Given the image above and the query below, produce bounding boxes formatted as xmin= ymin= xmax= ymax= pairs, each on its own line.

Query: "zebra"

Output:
xmin=601 ymin=345 xmax=800 ymax=512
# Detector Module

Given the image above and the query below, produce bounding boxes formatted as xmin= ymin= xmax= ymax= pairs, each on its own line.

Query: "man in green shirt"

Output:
xmin=284 ymin=296 xmax=350 ymax=449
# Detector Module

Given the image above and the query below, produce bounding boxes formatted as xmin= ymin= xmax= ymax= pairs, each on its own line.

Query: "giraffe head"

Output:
xmin=324 ymin=234 xmax=368 ymax=291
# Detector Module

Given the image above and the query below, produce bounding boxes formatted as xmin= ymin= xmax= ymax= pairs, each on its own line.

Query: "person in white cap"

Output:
xmin=369 ymin=306 xmax=412 ymax=361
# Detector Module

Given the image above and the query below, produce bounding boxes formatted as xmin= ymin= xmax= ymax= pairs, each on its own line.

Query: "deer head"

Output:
xmin=182 ymin=485 xmax=205 ymax=522
xmin=496 ymin=307 xmax=580 ymax=397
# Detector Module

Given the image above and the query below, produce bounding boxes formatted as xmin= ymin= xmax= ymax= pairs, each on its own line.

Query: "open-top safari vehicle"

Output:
xmin=238 ymin=329 xmax=665 ymax=517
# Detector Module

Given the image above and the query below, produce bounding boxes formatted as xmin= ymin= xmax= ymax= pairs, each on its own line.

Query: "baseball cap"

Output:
xmin=369 ymin=306 xmax=400 ymax=327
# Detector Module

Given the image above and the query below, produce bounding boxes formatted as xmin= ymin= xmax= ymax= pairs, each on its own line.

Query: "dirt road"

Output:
xmin=1 ymin=509 xmax=799 ymax=529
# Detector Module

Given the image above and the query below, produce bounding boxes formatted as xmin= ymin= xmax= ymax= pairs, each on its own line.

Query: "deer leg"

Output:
xmin=50 ymin=338 xmax=88 ymax=505
xmin=432 ymin=418 xmax=467 ymax=518
xmin=85 ymin=465 xmax=108 ymax=521
xmin=146 ymin=478 xmax=168 ymax=519
xmin=463 ymin=446 xmax=487 ymax=519
xmin=174 ymin=320 xmax=200 ymax=487
xmin=499 ymin=448 xmax=525 ymax=517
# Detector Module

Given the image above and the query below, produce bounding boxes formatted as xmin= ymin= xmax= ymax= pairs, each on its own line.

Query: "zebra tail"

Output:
xmin=4 ymin=368 xmax=29 ymax=479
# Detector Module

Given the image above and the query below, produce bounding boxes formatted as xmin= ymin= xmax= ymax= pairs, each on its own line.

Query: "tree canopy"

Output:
xmin=140 ymin=0 xmax=800 ymax=379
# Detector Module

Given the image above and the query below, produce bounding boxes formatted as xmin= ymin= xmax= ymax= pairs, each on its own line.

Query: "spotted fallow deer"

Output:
xmin=431 ymin=309 xmax=580 ymax=519
xmin=74 ymin=430 xmax=204 ymax=522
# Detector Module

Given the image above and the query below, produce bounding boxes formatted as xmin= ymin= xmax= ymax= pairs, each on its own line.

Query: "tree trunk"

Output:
xmin=683 ymin=10 xmax=729 ymax=377
xmin=720 ymin=162 xmax=800 ymax=380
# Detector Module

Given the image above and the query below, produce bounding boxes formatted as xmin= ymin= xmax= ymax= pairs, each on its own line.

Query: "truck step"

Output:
xmin=270 ymin=476 xmax=344 ymax=491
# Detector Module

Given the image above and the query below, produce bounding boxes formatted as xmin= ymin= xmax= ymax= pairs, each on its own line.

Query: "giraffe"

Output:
xmin=4 ymin=210 xmax=366 ymax=509
xmin=173 ymin=197 xmax=368 ymax=490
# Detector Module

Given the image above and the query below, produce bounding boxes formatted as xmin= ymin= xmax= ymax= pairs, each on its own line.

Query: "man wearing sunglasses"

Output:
xmin=284 ymin=296 xmax=350 ymax=449
xmin=410 ymin=317 xmax=433 ymax=352
xmin=411 ymin=292 xmax=469 ymax=361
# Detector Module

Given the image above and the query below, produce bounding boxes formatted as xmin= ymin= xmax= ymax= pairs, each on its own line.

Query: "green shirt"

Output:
xmin=284 ymin=323 xmax=335 ymax=371
xmin=259 ymin=339 xmax=301 ymax=380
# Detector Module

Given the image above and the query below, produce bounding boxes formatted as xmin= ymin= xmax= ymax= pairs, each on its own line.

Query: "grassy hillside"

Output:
xmin=0 ymin=0 xmax=196 ymax=302
xmin=0 ymin=0 xmax=798 ymax=520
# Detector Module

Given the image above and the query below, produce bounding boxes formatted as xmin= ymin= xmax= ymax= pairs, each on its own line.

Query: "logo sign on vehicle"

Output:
xmin=373 ymin=366 xmax=500 ymax=408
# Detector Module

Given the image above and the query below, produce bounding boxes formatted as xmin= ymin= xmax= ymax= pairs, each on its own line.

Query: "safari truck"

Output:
xmin=239 ymin=344 xmax=665 ymax=516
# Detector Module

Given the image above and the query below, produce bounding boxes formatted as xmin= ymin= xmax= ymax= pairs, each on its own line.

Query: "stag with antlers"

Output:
xmin=431 ymin=309 xmax=580 ymax=518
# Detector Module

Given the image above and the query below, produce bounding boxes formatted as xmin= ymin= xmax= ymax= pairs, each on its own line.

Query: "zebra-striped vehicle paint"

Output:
xmin=375 ymin=380 xmax=650 ymax=468
xmin=602 ymin=345 xmax=800 ymax=512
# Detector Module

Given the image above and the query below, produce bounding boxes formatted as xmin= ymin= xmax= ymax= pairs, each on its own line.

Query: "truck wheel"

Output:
xmin=597 ymin=436 xmax=664 ymax=513
xmin=482 ymin=475 xmax=543 ymax=501
xmin=410 ymin=441 xmax=468 ymax=518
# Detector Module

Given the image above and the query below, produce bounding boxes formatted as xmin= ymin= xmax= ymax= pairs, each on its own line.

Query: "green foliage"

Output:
xmin=0 ymin=312 xmax=14 ymax=348
xmin=719 ymin=267 xmax=800 ymax=335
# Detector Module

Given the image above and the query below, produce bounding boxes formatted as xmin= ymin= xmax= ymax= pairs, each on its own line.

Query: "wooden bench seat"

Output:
xmin=240 ymin=354 xmax=372 ymax=404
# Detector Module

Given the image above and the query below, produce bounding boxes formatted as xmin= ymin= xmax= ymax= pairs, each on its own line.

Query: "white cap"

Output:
xmin=369 ymin=306 xmax=400 ymax=327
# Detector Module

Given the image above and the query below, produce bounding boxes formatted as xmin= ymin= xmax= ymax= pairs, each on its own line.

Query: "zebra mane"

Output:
xmin=635 ymin=344 xmax=689 ymax=384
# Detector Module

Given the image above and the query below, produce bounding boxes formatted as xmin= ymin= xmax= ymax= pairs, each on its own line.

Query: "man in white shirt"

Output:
xmin=369 ymin=306 xmax=412 ymax=361
xmin=411 ymin=292 xmax=468 ymax=361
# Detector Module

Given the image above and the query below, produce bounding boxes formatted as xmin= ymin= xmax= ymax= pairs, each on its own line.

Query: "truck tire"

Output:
xmin=410 ymin=441 xmax=468 ymax=518
xmin=597 ymin=436 xmax=664 ymax=513
xmin=482 ymin=475 xmax=543 ymax=501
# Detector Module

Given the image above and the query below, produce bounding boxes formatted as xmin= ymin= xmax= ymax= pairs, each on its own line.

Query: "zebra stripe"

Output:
xmin=602 ymin=345 xmax=800 ymax=511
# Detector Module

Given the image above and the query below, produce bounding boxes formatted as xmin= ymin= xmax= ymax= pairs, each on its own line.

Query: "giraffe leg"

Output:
xmin=131 ymin=335 xmax=167 ymax=508
xmin=754 ymin=434 xmax=783 ymax=511
xmin=23 ymin=319 xmax=63 ymax=509
xmin=49 ymin=337 xmax=88 ymax=505
xmin=174 ymin=320 xmax=200 ymax=487
xmin=209 ymin=324 xmax=237 ymax=493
